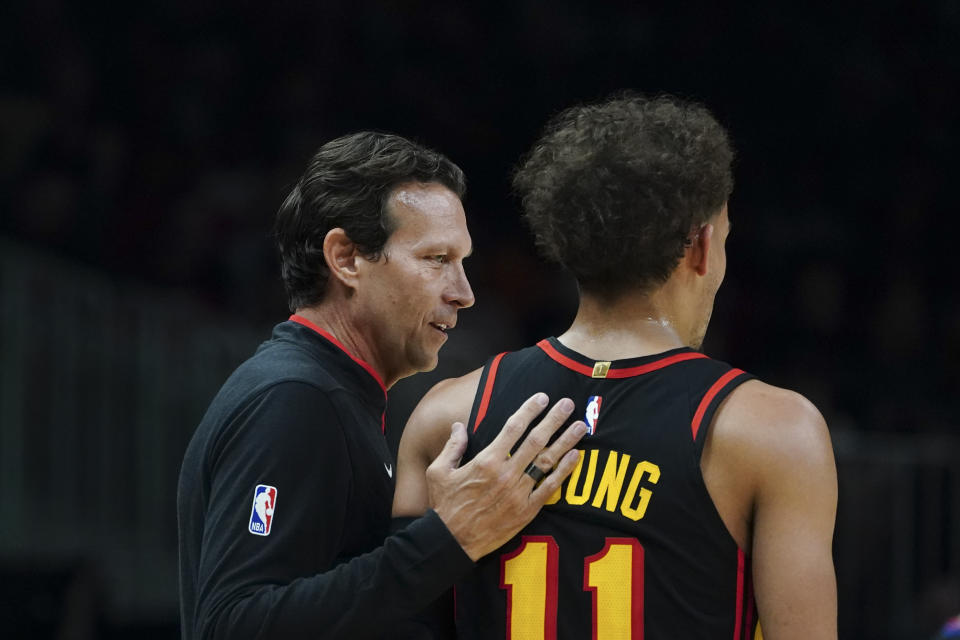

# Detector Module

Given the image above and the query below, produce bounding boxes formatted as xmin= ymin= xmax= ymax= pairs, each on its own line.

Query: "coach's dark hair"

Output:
xmin=514 ymin=93 xmax=734 ymax=297
xmin=275 ymin=131 xmax=466 ymax=311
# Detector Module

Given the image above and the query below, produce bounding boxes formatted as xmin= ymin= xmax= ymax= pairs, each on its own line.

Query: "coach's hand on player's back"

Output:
xmin=427 ymin=393 xmax=586 ymax=561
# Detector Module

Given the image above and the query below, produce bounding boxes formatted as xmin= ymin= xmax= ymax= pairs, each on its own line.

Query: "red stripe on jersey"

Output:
xmin=536 ymin=339 xmax=592 ymax=374
xmin=536 ymin=339 xmax=708 ymax=378
xmin=605 ymin=351 xmax=708 ymax=378
xmin=691 ymin=369 xmax=746 ymax=441
xmin=743 ymin=566 xmax=755 ymax=640
xmin=473 ymin=352 xmax=506 ymax=433
xmin=545 ymin=539 xmax=559 ymax=640
xmin=733 ymin=549 xmax=745 ymax=640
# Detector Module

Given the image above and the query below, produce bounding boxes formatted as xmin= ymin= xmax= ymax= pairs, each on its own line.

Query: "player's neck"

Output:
xmin=557 ymin=290 xmax=693 ymax=361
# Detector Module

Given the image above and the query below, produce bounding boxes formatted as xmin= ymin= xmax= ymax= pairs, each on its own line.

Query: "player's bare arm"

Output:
xmin=703 ymin=380 xmax=838 ymax=640
xmin=393 ymin=370 xmax=482 ymax=518
xmin=393 ymin=372 xmax=587 ymax=561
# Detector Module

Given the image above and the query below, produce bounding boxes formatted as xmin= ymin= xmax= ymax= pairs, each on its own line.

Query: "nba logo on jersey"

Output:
xmin=248 ymin=484 xmax=277 ymax=536
xmin=585 ymin=395 xmax=602 ymax=435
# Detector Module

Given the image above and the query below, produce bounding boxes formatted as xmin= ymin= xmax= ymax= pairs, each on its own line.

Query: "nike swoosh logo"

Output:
xmin=384 ymin=463 xmax=393 ymax=478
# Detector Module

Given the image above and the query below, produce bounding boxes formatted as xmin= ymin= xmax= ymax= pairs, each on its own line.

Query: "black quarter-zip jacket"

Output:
xmin=178 ymin=316 xmax=472 ymax=639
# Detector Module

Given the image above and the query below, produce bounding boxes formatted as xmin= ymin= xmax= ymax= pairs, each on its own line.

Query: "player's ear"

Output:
xmin=323 ymin=228 xmax=361 ymax=289
xmin=688 ymin=223 xmax=714 ymax=277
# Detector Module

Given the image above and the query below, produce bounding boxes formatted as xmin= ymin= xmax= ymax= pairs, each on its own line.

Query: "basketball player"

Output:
xmin=393 ymin=94 xmax=838 ymax=639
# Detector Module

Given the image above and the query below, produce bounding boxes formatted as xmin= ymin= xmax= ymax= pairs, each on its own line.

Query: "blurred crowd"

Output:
xmin=4 ymin=1 xmax=958 ymax=435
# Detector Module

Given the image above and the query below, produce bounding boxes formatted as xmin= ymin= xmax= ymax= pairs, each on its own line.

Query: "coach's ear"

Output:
xmin=323 ymin=228 xmax=361 ymax=290
xmin=689 ymin=223 xmax=714 ymax=277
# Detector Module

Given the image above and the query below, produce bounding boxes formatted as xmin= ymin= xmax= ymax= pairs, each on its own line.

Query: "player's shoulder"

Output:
xmin=724 ymin=379 xmax=824 ymax=424
xmin=399 ymin=368 xmax=484 ymax=462
xmin=712 ymin=379 xmax=833 ymax=469
xmin=412 ymin=367 xmax=484 ymax=430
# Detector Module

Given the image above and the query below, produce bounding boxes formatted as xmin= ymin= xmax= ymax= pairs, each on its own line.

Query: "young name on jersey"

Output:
xmin=545 ymin=448 xmax=660 ymax=522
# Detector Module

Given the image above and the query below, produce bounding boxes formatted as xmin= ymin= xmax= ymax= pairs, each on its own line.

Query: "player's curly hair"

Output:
xmin=514 ymin=92 xmax=734 ymax=297
xmin=275 ymin=131 xmax=466 ymax=311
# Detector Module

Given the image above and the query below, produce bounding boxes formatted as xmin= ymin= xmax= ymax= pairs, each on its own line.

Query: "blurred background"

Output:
xmin=2 ymin=1 xmax=959 ymax=638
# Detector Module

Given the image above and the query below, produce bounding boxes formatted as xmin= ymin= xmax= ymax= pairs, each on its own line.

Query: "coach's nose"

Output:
xmin=445 ymin=260 xmax=475 ymax=309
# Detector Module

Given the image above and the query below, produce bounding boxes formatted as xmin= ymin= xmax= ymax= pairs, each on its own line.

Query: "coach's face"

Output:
xmin=355 ymin=182 xmax=475 ymax=387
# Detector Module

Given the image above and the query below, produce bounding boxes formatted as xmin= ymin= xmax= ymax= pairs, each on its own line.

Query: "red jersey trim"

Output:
xmin=733 ymin=549 xmax=746 ymax=640
xmin=289 ymin=314 xmax=388 ymax=432
xmin=690 ymin=368 xmax=746 ymax=441
xmin=473 ymin=352 xmax=506 ymax=433
xmin=536 ymin=339 xmax=707 ymax=378
xmin=743 ymin=563 xmax=755 ymax=640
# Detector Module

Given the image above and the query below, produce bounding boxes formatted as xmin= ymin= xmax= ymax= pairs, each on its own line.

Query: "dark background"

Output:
xmin=2 ymin=1 xmax=959 ymax=638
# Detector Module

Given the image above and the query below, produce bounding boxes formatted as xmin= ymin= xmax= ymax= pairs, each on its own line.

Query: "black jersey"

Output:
xmin=177 ymin=316 xmax=472 ymax=640
xmin=455 ymin=338 xmax=758 ymax=640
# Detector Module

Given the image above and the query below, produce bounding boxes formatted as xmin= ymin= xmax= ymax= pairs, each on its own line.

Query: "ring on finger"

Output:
xmin=524 ymin=462 xmax=548 ymax=483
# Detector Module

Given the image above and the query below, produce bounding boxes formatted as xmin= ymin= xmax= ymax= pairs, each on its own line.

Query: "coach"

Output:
xmin=177 ymin=132 xmax=585 ymax=639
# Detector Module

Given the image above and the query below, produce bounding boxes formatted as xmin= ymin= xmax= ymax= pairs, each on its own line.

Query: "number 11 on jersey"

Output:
xmin=585 ymin=538 xmax=644 ymax=639
xmin=500 ymin=537 xmax=560 ymax=639
xmin=500 ymin=535 xmax=645 ymax=639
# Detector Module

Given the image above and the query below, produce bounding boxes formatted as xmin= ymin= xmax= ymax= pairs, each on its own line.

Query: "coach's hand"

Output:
xmin=428 ymin=393 xmax=586 ymax=561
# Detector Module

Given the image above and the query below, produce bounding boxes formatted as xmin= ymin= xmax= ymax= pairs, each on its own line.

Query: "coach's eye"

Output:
xmin=428 ymin=255 xmax=447 ymax=264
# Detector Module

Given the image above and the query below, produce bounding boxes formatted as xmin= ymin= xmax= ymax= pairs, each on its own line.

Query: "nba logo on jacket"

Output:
xmin=585 ymin=395 xmax=602 ymax=435
xmin=248 ymin=484 xmax=277 ymax=536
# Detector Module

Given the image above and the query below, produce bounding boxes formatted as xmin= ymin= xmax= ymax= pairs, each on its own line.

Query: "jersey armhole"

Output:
xmin=687 ymin=368 xmax=758 ymax=561
xmin=690 ymin=369 xmax=754 ymax=451
xmin=466 ymin=352 xmax=507 ymax=434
